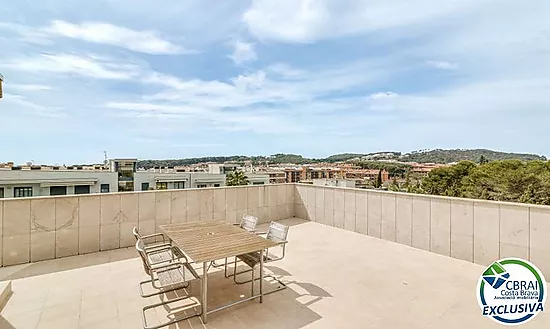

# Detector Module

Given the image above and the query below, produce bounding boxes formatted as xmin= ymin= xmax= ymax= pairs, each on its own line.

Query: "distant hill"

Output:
xmin=136 ymin=149 xmax=547 ymax=168
xmin=401 ymin=149 xmax=546 ymax=164
xmin=324 ymin=153 xmax=365 ymax=162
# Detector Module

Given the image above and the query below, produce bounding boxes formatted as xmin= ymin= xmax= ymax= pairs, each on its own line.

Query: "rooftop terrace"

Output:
xmin=3 ymin=218 xmax=548 ymax=329
xmin=0 ymin=184 xmax=550 ymax=328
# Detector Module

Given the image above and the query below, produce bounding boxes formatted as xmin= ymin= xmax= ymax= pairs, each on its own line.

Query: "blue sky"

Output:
xmin=1 ymin=0 xmax=549 ymax=165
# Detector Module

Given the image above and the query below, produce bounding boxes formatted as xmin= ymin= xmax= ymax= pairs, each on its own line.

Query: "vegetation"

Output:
xmin=324 ymin=153 xmax=364 ymax=162
xmin=402 ymin=149 xmax=545 ymax=164
xmin=226 ymin=170 xmax=249 ymax=186
xmin=374 ymin=170 xmax=383 ymax=188
xmin=354 ymin=161 xmax=411 ymax=178
xmin=418 ymin=160 xmax=550 ymax=205
xmin=136 ymin=149 xmax=546 ymax=169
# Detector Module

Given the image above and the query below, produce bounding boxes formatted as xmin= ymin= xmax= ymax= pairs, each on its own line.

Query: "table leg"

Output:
xmin=202 ymin=261 xmax=208 ymax=323
xmin=260 ymin=249 xmax=264 ymax=303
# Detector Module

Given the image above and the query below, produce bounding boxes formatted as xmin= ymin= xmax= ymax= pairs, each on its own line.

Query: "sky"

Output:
xmin=1 ymin=0 xmax=549 ymax=165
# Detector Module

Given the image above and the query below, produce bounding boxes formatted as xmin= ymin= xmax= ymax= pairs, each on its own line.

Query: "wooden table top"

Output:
xmin=159 ymin=221 xmax=279 ymax=263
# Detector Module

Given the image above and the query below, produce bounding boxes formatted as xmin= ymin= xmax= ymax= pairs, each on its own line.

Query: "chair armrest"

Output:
xmin=150 ymin=261 xmax=183 ymax=271
xmin=141 ymin=232 xmax=167 ymax=242
xmin=144 ymin=242 xmax=171 ymax=251
xmin=146 ymin=245 xmax=172 ymax=254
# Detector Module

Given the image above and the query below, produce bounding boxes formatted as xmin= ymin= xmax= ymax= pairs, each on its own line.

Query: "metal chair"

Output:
xmin=135 ymin=239 xmax=202 ymax=329
xmin=133 ymin=227 xmax=170 ymax=250
xmin=212 ymin=214 xmax=259 ymax=272
xmin=231 ymin=221 xmax=290 ymax=295
xmin=233 ymin=214 xmax=259 ymax=233
xmin=133 ymin=227 xmax=185 ymax=264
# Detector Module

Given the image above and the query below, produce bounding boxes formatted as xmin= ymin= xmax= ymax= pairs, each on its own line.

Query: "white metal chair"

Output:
xmin=233 ymin=214 xmax=259 ymax=233
xmin=133 ymin=227 xmax=169 ymax=249
xmin=135 ymin=239 xmax=202 ymax=329
xmin=231 ymin=221 xmax=290 ymax=295
xmin=212 ymin=214 xmax=259 ymax=272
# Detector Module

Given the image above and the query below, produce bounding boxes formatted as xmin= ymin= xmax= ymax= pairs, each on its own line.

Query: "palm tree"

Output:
xmin=226 ymin=170 xmax=249 ymax=186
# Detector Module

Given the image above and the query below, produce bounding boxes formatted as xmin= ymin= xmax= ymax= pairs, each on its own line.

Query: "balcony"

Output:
xmin=0 ymin=184 xmax=550 ymax=328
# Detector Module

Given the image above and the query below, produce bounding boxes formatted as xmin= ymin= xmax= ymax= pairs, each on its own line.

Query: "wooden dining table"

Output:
xmin=159 ymin=221 xmax=279 ymax=323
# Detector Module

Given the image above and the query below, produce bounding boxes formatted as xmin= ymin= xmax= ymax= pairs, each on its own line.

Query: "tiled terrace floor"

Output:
xmin=1 ymin=218 xmax=549 ymax=329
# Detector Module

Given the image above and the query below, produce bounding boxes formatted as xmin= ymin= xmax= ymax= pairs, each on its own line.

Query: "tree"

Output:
xmin=422 ymin=161 xmax=476 ymax=197
xmin=374 ymin=169 xmax=382 ymax=188
xmin=389 ymin=177 xmax=400 ymax=191
xmin=479 ymin=155 xmax=489 ymax=164
xmin=226 ymin=170 xmax=249 ymax=186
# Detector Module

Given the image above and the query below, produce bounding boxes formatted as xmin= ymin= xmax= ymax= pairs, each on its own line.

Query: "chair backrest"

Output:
xmin=266 ymin=221 xmax=289 ymax=243
xmin=135 ymin=238 xmax=151 ymax=275
xmin=132 ymin=227 xmax=140 ymax=241
xmin=240 ymin=214 xmax=258 ymax=232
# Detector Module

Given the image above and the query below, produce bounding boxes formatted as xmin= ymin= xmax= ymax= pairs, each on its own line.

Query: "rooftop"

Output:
xmin=2 ymin=218 xmax=548 ymax=329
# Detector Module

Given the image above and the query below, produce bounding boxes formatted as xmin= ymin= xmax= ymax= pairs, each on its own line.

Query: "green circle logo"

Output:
xmin=477 ymin=258 xmax=547 ymax=325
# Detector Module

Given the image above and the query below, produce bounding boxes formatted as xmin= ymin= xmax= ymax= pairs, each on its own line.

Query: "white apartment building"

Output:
xmin=0 ymin=159 xmax=226 ymax=198
xmin=0 ymin=169 xmax=118 ymax=198
xmin=134 ymin=171 xmax=225 ymax=190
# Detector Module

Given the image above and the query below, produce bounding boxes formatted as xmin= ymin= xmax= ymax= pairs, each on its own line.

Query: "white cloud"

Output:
xmin=266 ymin=63 xmax=305 ymax=79
xmin=229 ymin=40 xmax=257 ymax=64
xmin=44 ymin=20 xmax=186 ymax=54
xmin=427 ymin=61 xmax=458 ymax=70
xmin=243 ymin=0 xmax=488 ymax=43
xmin=4 ymin=54 xmax=140 ymax=80
xmin=368 ymin=92 xmax=400 ymax=100
xmin=9 ymin=84 xmax=52 ymax=91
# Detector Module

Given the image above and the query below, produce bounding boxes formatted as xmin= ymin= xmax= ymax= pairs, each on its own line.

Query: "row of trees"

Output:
xmin=414 ymin=160 xmax=550 ymax=205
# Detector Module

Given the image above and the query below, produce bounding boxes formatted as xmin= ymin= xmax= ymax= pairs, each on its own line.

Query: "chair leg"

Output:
xmin=251 ymin=265 xmax=255 ymax=296
xmin=233 ymin=272 xmax=288 ymax=296
xmin=224 ymin=257 xmax=244 ymax=278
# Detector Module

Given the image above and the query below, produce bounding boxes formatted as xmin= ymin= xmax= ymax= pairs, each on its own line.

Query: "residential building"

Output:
xmin=0 ymin=158 xmax=228 ymax=198
xmin=109 ymin=158 xmax=137 ymax=192
xmin=134 ymin=171 xmax=226 ymax=190
xmin=265 ymin=171 xmax=286 ymax=184
xmin=0 ymin=169 xmax=118 ymax=198
xmin=345 ymin=169 xmax=390 ymax=182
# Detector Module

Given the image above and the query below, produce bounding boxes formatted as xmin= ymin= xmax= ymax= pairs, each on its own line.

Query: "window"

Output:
xmin=214 ymin=184 xmax=220 ymax=187
xmin=50 ymin=186 xmax=67 ymax=196
xmin=173 ymin=181 xmax=185 ymax=189
xmin=14 ymin=187 xmax=33 ymax=198
xmin=100 ymin=184 xmax=110 ymax=193
xmin=74 ymin=185 xmax=90 ymax=194
xmin=197 ymin=184 xmax=207 ymax=188
xmin=0 ymin=187 xmax=4 ymax=198
xmin=253 ymin=182 xmax=264 ymax=185
xmin=141 ymin=182 xmax=150 ymax=191
xmin=156 ymin=182 xmax=168 ymax=190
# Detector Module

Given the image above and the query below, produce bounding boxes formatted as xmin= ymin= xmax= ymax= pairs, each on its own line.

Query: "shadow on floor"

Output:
xmin=148 ymin=264 xmax=331 ymax=329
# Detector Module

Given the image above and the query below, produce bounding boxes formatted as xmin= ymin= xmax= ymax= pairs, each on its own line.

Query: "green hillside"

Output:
xmin=136 ymin=149 xmax=547 ymax=168
xmin=402 ymin=149 xmax=546 ymax=164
